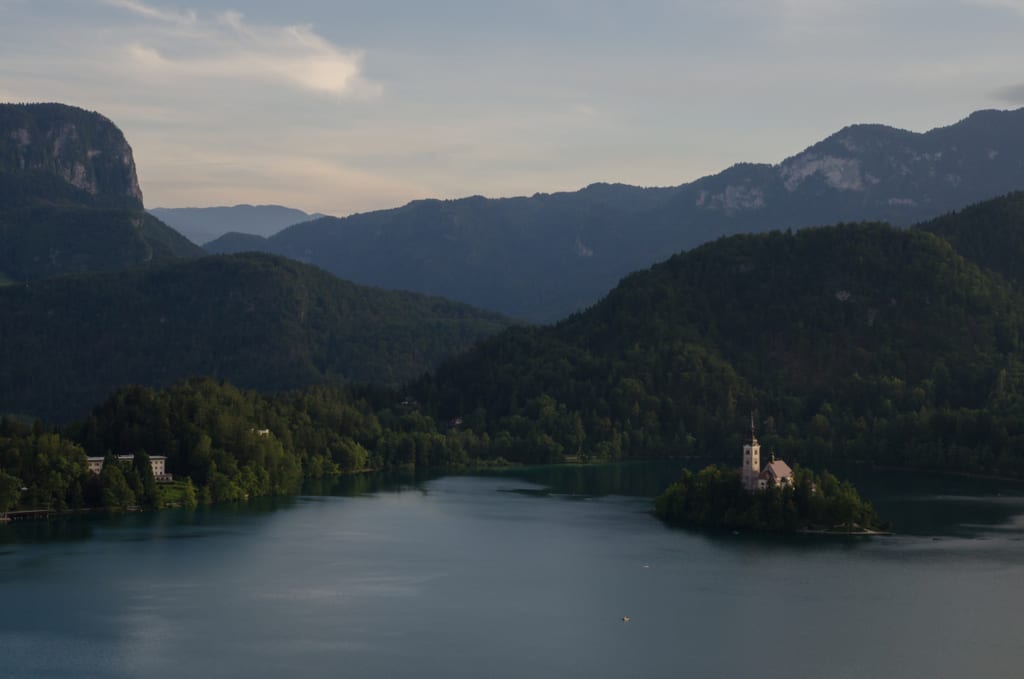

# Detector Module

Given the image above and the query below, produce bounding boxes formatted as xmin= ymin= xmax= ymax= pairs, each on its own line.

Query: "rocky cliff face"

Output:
xmin=682 ymin=108 xmax=1024 ymax=228
xmin=0 ymin=103 xmax=202 ymax=282
xmin=0 ymin=103 xmax=144 ymax=207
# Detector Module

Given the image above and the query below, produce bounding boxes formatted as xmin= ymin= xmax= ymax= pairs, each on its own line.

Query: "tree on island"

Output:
xmin=98 ymin=451 xmax=135 ymax=510
xmin=0 ymin=469 xmax=21 ymax=513
xmin=132 ymin=450 xmax=160 ymax=510
xmin=654 ymin=465 xmax=884 ymax=533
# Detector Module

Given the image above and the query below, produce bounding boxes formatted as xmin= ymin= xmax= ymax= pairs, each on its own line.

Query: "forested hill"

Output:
xmin=916 ymin=191 xmax=1024 ymax=287
xmin=0 ymin=103 xmax=202 ymax=282
xmin=0 ymin=253 xmax=512 ymax=423
xmin=417 ymin=221 xmax=1024 ymax=476
xmin=208 ymin=108 xmax=1024 ymax=322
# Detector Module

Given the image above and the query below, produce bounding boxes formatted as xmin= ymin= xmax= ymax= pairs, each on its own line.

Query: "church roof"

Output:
xmin=761 ymin=459 xmax=793 ymax=479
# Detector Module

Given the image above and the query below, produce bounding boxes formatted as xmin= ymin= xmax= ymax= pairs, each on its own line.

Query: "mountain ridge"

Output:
xmin=208 ymin=107 xmax=1024 ymax=322
xmin=150 ymin=204 xmax=325 ymax=245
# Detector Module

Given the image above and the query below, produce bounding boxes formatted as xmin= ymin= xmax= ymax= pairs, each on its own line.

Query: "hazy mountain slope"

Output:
xmin=0 ymin=253 xmax=512 ymax=423
xmin=273 ymin=190 xmax=669 ymax=322
xmin=0 ymin=172 xmax=202 ymax=281
xmin=0 ymin=103 xmax=202 ymax=280
xmin=151 ymin=204 xmax=323 ymax=245
xmin=204 ymin=231 xmax=271 ymax=254
xmin=218 ymin=108 xmax=1024 ymax=322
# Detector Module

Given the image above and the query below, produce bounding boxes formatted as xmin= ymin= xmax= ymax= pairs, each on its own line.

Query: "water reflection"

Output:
xmin=304 ymin=467 xmax=433 ymax=497
xmin=3 ymin=461 xmax=1024 ymax=551
xmin=469 ymin=460 xmax=1024 ymax=538
xmin=0 ymin=514 xmax=96 ymax=544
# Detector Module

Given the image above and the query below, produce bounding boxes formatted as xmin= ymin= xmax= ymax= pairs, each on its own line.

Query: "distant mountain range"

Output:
xmin=0 ymin=103 xmax=202 ymax=282
xmin=150 ymin=204 xmax=325 ymax=246
xmin=207 ymin=108 xmax=1024 ymax=322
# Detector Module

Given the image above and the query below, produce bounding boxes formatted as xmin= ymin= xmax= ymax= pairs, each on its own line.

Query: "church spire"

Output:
xmin=742 ymin=413 xmax=762 ymax=490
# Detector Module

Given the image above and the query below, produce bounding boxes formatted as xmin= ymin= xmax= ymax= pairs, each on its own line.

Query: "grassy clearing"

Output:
xmin=158 ymin=480 xmax=194 ymax=507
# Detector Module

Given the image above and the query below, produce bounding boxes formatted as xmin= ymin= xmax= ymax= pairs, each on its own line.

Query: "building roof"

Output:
xmin=86 ymin=455 xmax=167 ymax=461
xmin=761 ymin=459 xmax=793 ymax=479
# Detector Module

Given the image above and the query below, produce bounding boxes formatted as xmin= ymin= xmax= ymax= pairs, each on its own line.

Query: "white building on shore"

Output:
xmin=86 ymin=455 xmax=173 ymax=483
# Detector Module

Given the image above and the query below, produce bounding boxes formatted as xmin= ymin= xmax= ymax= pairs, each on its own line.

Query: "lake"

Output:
xmin=2 ymin=462 xmax=1024 ymax=678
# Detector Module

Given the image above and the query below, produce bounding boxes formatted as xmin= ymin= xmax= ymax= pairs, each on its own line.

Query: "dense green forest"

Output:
xmin=1 ymin=377 xmax=489 ymax=512
xmin=917 ymin=190 xmax=1024 ymax=287
xmin=654 ymin=465 xmax=883 ymax=533
xmin=0 ymin=252 xmax=512 ymax=423
xmin=417 ymin=218 xmax=1024 ymax=476
xmin=0 ymin=177 xmax=203 ymax=281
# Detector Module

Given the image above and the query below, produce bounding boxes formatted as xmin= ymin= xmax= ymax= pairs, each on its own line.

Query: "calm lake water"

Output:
xmin=3 ymin=462 xmax=1024 ymax=679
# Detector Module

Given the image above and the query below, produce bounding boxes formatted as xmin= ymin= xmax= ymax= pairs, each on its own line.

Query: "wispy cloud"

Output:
xmin=138 ymin=142 xmax=430 ymax=214
xmin=963 ymin=0 xmax=1024 ymax=14
xmin=724 ymin=0 xmax=874 ymax=19
xmin=993 ymin=82 xmax=1024 ymax=103
xmin=106 ymin=2 xmax=378 ymax=98
xmin=103 ymin=0 xmax=196 ymax=25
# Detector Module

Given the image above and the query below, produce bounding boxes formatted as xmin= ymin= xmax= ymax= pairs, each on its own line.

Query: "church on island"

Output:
xmin=741 ymin=419 xmax=794 ymax=491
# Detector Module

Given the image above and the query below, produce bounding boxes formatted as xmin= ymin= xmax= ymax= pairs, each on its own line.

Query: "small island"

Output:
xmin=655 ymin=422 xmax=886 ymax=534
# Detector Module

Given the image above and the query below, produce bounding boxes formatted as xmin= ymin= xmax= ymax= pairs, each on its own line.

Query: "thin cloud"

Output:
xmin=106 ymin=2 xmax=378 ymax=98
xmin=993 ymin=82 xmax=1024 ymax=104
xmin=137 ymin=143 xmax=430 ymax=215
xmin=725 ymin=0 xmax=872 ymax=19
xmin=104 ymin=0 xmax=196 ymax=25
xmin=964 ymin=0 xmax=1024 ymax=13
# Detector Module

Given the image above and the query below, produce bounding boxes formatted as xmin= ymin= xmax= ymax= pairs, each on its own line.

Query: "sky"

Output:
xmin=3 ymin=0 xmax=1024 ymax=216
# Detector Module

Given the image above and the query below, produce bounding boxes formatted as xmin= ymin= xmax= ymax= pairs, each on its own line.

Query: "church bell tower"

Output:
xmin=742 ymin=414 xmax=760 ymax=490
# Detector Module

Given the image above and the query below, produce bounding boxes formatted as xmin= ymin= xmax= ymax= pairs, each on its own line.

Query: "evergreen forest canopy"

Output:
xmin=654 ymin=465 xmax=883 ymax=533
xmin=0 ymin=174 xmax=203 ymax=281
xmin=0 ymin=378 xmax=489 ymax=512
xmin=0 ymin=252 xmax=512 ymax=423
xmin=915 ymin=191 xmax=1024 ymax=288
